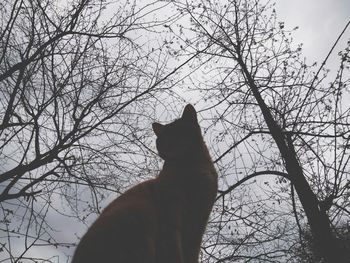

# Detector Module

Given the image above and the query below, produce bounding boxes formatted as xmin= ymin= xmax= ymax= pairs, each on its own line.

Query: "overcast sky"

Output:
xmin=276 ymin=0 xmax=350 ymax=70
xmin=6 ymin=1 xmax=350 ymax=262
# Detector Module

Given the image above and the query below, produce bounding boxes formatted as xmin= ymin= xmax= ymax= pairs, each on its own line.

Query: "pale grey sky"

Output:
xmin=5 ymin=1 xmax=349 ymax=262
xmin=276 ymin=0 xmax=350 ymax=70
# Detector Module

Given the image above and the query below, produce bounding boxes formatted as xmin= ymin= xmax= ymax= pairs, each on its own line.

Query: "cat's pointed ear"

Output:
xmin=181 ymin=104 xmax=198 ymax=123
xmin=152 ymin=123 xmax=165 ymax=137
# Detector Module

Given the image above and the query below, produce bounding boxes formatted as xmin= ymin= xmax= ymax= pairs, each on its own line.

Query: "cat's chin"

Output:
xmin=161 ymin=154 xmax=194 ymax=163
xmin=157 ymin=150 xmax=187 ymax=161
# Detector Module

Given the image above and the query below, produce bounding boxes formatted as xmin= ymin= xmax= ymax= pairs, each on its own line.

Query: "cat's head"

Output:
xmin=152 ymin=104 xmax=203 ymax=161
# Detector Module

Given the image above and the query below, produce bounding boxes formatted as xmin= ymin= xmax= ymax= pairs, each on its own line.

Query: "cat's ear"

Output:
xmin=181 ymin=104 xmax=198 ymax=123
xmin=152 ymin=123 xmax=165 ymax=137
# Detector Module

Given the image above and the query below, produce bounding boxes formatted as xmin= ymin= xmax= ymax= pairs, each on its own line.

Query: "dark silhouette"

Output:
xmin=72 ymin=104 xmax=218 ymax=263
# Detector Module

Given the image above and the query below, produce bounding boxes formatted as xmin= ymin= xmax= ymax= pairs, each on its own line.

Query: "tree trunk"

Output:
xmin=237 ymin=55 xmax=345 ymax=263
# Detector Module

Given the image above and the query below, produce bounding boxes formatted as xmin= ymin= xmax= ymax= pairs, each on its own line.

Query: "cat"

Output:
xmin=72 ymin=104 xmax=218 ymax=263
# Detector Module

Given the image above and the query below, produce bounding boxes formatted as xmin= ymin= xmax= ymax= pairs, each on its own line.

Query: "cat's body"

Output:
xmin=72 ymin=104 xmax=218 ymax=263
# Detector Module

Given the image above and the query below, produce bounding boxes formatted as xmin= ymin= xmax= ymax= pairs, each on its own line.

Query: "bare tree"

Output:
xmin=2 ymin=0 xmax=349 ymax=261
xmin=0 ymin=0 xmax=194 ymax=261
xmin=165 ymin=0 xmax=350 ymax=262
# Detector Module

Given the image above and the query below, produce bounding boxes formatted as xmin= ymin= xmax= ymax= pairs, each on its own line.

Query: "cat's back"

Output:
xmin=72 ymin=179 xmax=159 ymax=263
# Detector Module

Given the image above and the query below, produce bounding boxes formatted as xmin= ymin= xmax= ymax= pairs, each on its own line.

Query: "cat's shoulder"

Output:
xmin=102 ymin=178 xmax=159 ymax=213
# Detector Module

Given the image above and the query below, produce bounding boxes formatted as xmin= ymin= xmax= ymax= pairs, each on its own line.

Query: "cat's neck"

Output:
xmin=158 ymin=144 xmax=215 ymax=176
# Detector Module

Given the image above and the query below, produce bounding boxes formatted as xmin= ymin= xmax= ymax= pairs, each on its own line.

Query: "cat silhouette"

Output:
xmin=72 ymin=104 xmax=218 ymax=263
